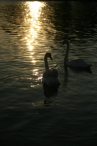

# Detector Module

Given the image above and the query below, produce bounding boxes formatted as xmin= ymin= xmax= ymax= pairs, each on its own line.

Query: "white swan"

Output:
xmin=62 ymin=40 xmax=92 ymax=68
xmin=42 ymin=53 xmax=60 ymax=87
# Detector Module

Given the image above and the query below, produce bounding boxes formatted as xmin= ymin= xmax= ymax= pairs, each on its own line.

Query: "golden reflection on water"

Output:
xmin=24 ymin=1 xmax=45 ymax=57
xmin=23 ymin=1 xmax=45 ymax=85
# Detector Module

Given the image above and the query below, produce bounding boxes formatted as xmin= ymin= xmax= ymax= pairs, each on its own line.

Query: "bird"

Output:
xmin=42 ymin=53 xmax=60 ymax=87
xmin=62 ymin=40 xmax=92 ymax=69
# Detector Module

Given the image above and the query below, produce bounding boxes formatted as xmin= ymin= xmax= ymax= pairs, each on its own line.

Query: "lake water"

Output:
xmin=0 ymin=1 xmax=97 ymax=145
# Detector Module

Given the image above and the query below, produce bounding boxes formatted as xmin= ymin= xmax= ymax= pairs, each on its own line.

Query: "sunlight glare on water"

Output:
xmin=21 ymin=1 xmax=46 ymax=86
xmin=24 ymin=1 xmax=45 ymax=63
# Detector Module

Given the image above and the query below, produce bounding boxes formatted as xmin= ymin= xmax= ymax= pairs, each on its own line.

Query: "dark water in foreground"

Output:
xmin=0 ymin=1 xmax=97 ymax=145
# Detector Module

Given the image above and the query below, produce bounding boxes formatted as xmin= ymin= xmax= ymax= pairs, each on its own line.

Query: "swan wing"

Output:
xmin=67 ymin=59 xmax=91 ymax=68
xmin=43 ymin=69 xmax=58 ymax=78
xmin=43 ymin=69 xmax=52 ymax=78
xmin=51 ymin=69 xmax=58 ymax=78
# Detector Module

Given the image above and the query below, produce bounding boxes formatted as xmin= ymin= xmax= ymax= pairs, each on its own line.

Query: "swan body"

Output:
xmin=43 ymin=76 xmax=60 ymax=87
xmin=66 ymin=58 xmax=91 ymax=68
xmin=62 ymin=40 xmax=92 ymax=68
xmin=42 ymin=53 xmax=60 ymax=87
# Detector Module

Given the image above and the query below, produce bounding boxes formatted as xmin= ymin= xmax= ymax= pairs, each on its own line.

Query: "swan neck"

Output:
xmin=44 ymin=55 xmax=49 ymax=70
xmin=64 ymin=42 xmax=69 ymax=63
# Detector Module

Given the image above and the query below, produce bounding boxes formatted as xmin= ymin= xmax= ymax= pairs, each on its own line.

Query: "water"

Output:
xmin=0 ymin=1 xmax=97 ymax=145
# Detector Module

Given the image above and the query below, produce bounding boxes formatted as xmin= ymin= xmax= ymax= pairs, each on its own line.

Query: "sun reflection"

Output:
xmin=32 ymin=69 xmax=43 ymax=82
xmin=28 ymin=1 xmax=43 ymax=20
xmin=22 ymin=1 xmax=45 ymax=87
xmin=24 ymin=1 xmax=45 ymax=61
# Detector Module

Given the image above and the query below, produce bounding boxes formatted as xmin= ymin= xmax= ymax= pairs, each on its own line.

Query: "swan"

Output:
xmin=62 ymin=40 xmax=92 ymax=68
xmin=42 ymin=53 xmax=60 ymax=87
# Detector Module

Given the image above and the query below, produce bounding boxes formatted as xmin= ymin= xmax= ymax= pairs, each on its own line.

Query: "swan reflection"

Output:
xmin=43 ymin=85 xmax=58 ymax=98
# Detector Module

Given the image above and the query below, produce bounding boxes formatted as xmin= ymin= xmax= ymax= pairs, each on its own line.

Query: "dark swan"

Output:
xmin=42 ymin=53 xmax=60 ymax=87
xmin=62 ymin=40 xmax=92 ymax=69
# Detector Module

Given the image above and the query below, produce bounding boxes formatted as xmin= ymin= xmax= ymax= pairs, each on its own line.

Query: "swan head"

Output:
xmin=62 ymin=39 xmax=69 ymax=45
xmin=45 ymin=53 xmax=53 ymax=60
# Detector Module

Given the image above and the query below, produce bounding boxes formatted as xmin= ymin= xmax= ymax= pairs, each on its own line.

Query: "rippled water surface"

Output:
xmin=0 ymin=1 xmax=97 ymax=145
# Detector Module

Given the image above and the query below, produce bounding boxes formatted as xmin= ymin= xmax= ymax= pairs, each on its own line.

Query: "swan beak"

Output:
xmin=50 ymin=57 xmax=53 ymax=60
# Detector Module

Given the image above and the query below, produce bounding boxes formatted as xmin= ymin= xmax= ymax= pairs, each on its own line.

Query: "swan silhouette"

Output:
xmin=62 ymin=40 xmax=92 ymax=69
xmin=42 ymin=53 xmax=60 ymax=87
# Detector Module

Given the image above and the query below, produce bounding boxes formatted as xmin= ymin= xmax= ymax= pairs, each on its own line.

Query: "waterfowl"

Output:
xmin=42 ymin=53 xmax=60 ymax=87
xmin=62 ymin=40 xmax=92 ymax=69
